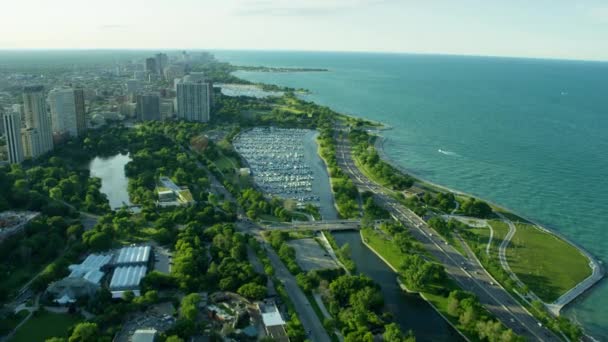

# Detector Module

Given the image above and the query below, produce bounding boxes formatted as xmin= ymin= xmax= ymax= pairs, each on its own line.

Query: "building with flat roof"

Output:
xmin=23 ymin=85 xmax=53 ymax=156
xmin=136 ymin=94 xmax=161 ymax=121
xmin=109 ymin=265 xmax=148 ymax=298
xmin=156 ymin=177 xmax=195 ymax=207
xmin=115 ymin=245 xmax=152 ymax=266
xmin=176 ymin=78 xmax=211 ymax=122
xmin=258 ymin=301 xmax=289 ymax=342
xmin=132 ymin=328 xmax=157 ymax=342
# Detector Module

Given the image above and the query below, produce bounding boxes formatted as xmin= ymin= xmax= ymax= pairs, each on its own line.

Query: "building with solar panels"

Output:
xmin=109 ymin=245 xmax=152 ymax=298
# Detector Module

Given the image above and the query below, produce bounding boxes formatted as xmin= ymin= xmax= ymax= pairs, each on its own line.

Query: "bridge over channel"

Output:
xmin=262 ymin=219 xmax=363 ymax=232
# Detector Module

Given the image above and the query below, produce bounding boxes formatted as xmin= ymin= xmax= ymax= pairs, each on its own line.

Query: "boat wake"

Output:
xmin=438 ymin=149 xmax=459 ymax=157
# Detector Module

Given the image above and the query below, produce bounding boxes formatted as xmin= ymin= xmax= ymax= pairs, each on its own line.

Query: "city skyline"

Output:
xmin=1 ymin=0 xmax=608 ymax=61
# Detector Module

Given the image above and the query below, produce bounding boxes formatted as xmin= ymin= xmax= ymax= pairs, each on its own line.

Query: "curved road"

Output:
xmin=334 ymin=128 xmax=560 ymax=341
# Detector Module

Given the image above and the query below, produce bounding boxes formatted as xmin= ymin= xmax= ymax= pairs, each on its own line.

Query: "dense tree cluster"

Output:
xmin=447 ymin=290 xmax=521 ymax=341
xmin=349 ymin=129 xmax=414 ymax=190
xmin=317 ymin=128 xmax=359 ymax=218
xmin=399 ymin=254 xmax=447 ymax=291
xmin=420 ymin=192 xmax=456 ymax=212
xmin=461 ymin=198 xmax=493 ymax=218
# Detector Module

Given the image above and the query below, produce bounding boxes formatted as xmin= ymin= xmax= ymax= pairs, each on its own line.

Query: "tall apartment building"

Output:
xmin=176 ymin=77 xmax=211 ymax=123
xmin=48 ymin=87 xmax=78 ymax=138
xmin=3 ymin=106 xmax=24 ymax=164
xmin=23 ymin=85 xmax=53 ymax=157
xmin=155 ymin=53 xmax=168 ymax=76
xmin=74 ymin=88 xmax=87 ymax=136
xmin=136 ymin=94 xmax=161 ymax=121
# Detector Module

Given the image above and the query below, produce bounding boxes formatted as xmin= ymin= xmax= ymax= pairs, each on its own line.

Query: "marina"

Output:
xmin=234 ymin=127 xmax=338 ymax=219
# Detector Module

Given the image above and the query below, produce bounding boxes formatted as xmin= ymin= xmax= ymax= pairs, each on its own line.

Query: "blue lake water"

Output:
xmin=213 ymin=50 xmax=608 ymax=339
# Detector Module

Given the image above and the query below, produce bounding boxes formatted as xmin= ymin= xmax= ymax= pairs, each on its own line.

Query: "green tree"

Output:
xmin=69 ymin=322 xmax=99 ymax=342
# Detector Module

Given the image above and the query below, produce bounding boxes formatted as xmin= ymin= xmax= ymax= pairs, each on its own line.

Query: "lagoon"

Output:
xmin=88 ymin=153 xmax=132 ymax=210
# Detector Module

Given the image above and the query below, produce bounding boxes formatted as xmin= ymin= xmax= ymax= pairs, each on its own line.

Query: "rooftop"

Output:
xmin=115 ymin=245 xmax=151 ymax=265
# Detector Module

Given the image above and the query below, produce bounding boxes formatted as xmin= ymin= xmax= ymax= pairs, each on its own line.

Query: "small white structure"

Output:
xmin=258 ymin=300 xmax=289 ymax=341
xmin=132 ymin=328 xmax=157 ymax=342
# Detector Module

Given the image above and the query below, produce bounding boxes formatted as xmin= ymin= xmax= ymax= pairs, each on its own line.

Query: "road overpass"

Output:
xmin=261 ymin=219 xmax=362 ymax=232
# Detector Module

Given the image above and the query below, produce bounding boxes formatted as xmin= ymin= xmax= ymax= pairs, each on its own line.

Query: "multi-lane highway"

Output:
xmin=334 ymin=129 xmax=561 ymax=341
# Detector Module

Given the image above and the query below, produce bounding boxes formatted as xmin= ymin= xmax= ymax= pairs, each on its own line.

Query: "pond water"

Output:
xmin=88 ymin=153 xmax=132 ymax=210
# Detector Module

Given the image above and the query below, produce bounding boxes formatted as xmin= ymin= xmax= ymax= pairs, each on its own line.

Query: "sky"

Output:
xmin=1 ymin=0 xmax=608 ymax=61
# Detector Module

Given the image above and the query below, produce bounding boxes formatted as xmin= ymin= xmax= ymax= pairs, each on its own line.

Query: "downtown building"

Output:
xmin=176 ymin=75 xmax=212 ymax=122
xmin=48 ymin=86 xmax=87 ymax=141
xmin=2 ymin=105 xmax=24 ymax=164
xmin=136 ymin=93 xmax=161 ymax=121
xmin=22 ymin=85 xmax=53 ymax=158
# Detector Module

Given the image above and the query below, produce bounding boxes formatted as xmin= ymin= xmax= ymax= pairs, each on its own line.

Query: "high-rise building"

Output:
xmin=155 ymin=53 xmax=168 ymax=76
xmin=48 ymin=87 xmax=78 ymax=138
xmin=136 ymin=94 xmax=161 ymax=121
xmin=21 ymin=128 xmax=42 ymax=159
xmin=3 ymin=107 xmax=24 ymax=164
xmin=74 ymin=88 xmax=87 ymax=136
xmin=23 ymin=85 xmax=53 ymax=156
xmin=145 ymin=58 xmax=157 ymax=75
xmin=176 ymin=78 xmax=211 ymax=123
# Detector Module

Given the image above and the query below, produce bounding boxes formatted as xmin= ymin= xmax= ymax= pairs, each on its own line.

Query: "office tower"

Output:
xmin=176 ymin=78 xmax=211 ymax=123
xmin=74 ymin=88 xmax=87 ymax=136
xmin=48 ymin=86 xmax=78 ymax=138
xmin=23 ymin=85 xmax=53 ymax=156
xmin=136 ymin=94 xmax=161 ymax=121
xmin=145 ymin=58 xmax=157 ymax=75
xmin=3 ymin=107 xmax=24 ymax=164
xmin=155 ymin=53 xmax=168 ymax=76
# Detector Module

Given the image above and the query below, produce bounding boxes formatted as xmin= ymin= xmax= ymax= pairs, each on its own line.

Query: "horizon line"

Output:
xmin=0 ymin=47 xmax=606 ymax=64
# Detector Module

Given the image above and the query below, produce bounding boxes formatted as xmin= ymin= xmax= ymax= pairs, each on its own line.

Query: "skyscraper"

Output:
xmin=21 ymin=128 xmax=42 ymax=159
xmin=136 ymin=94 xmax=161 ymax=121
xmin=145 ymin=58 xmax=157 ymax=75
xmin=48 ymin=86 xmax=78 ymax=138
xmin=155 ymin=53 xmax=168 ymax=76
xmin=74 ymin=88 xmax=87 ymax=136
xmin=23 ymin=85 xmax=53 ymax=156
xmin=3 ymin=106 xmax=24 ymax=164
xmin=176 ymin=78 xmax=211 ymax=123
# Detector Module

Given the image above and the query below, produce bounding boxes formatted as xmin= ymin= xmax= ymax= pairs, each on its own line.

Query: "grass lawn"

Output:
xmin=507 ymin=223 xmax=591 ymax=302
xmin=214 ymin=154 xmax=238 ymax=172
xmin=360 ymin=228 xmax=403 ymax=271
xmin=0 ymin=310 xmax=29 ymax=336
xmin=10 ymin=311 xmax=82 ymax=342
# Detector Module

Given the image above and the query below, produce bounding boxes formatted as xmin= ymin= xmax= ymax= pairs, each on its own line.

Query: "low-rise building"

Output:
xmin=258 ymin=300 xmax=289 ymax=342
xmin=156 ymin=176 xmax=195 ymax=207
xmin=109 ymin=245 xmax=152 ymax=298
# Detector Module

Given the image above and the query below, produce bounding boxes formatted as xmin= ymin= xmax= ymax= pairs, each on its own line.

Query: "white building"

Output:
xmin=48 ymin=86 xmax=79 ymax=137
xmin=109 ymin=245 xmax=152 ymax=298
xmin=176 ymin=77 xmax=211 ymax=122
xmin=3 ymin=107 xmax=24 ymax=164
xmin=23 ymin=85 xmax=53 ymax=156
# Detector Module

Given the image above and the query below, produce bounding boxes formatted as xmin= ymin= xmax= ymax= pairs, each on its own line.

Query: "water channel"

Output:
xmin=332 ymin=231 xmax=462 ymax=341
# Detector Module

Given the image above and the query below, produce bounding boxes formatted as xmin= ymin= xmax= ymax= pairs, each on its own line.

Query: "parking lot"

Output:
xmin=288 ymin=238 xmax=339 ymax=271
xmin=115 ymin=302 xmax=175 ymax=342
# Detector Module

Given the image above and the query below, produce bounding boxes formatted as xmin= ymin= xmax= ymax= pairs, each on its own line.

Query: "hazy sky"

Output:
xmin=2 ymin=0 xmax=608 ymax=61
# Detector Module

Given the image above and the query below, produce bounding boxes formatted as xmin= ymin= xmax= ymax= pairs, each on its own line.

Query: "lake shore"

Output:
xmin=372 ymin=133 xmax=605 ymax=312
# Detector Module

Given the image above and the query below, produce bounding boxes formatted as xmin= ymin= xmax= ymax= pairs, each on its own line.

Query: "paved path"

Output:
xmin=264 ymin=242 xmax=331 ymax=342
